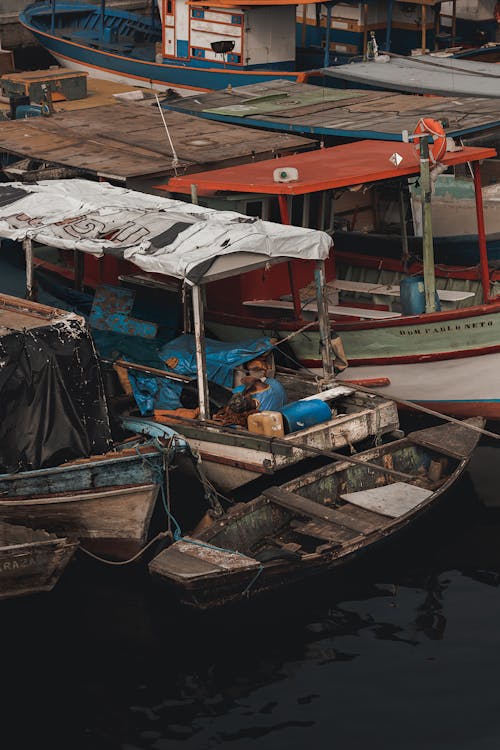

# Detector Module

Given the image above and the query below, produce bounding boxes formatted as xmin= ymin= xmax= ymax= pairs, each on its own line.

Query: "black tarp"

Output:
xmin=0 ymin=318 xmax=112 ymax=473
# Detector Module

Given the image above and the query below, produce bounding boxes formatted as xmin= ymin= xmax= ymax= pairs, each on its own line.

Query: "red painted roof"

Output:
xmin=164 ymin=140 xmax=497 ymax=196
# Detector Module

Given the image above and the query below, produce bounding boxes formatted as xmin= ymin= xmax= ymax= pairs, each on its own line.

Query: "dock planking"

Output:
xmin=164 ymin=80 xmax=500 ymax=142
xmin=0 ymin=100 xmax=314 ymax=186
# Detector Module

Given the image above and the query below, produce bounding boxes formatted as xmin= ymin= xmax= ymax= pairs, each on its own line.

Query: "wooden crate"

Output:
xmin=0 ymin=50 xmax=15 ymax=76
xmin=0 ymin=67 xmax=88 ymax=103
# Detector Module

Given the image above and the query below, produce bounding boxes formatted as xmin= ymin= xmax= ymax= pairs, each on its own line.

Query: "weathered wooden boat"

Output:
xmin=164 ymin=138 xmax=500 ymax=419
xmin=149 ymin=418 xmax=482 ymax=608
xmin=0 ymin=179 xmax=400 ymax=492
xmin=0 ymin=521 xmax=77 ymax=601
xmin=0 ymin=291 xmax=202 ymax=559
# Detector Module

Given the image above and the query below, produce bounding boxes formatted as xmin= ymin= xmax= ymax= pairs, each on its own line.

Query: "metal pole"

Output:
xmin=301 ymin=4 xmax=307 ymax=47
xmin=301 ymin=193 xmax=310 ymax=228
xmin=472 ymin=161 xmax=490 ymax=304
xmin=451 ymin=0 xmax=456 ymax=46
xmin=324 ymin=3 xmax=333 ymax=69
xmin=385 ymin=0 xmax=394 ymax=52
xmin=191 ymin=283 xmax=210 ymax=420
xmin=190 ymin=183 xmax=199 ymax=205
xmin=51 ymin=0 xmax=56 ymax=34
xmin=23 ymin=238 xmax=34 ymax=301
xmin=399 ymin=185 xmax=410 ymax=272
xmin=314 ymin=259 xmax=334 ymax=381
xmin=420 ymin=135 xmax=437 ymax=313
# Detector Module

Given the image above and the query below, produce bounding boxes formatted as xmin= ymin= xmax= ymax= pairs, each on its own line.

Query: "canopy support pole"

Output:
xmin=23 ymin=238 xmax=35 ymax=301
xmin=301 ymin=4 xmax=307 ymax=47
xmin=74 ymin=249 xmax=84 ymax=292
xmin=399 ymin=185 xmax=410 ymax=272
xmin=385 ymin=0 xmax=394 ymax=52
xmin=363 ymin=3 xmax=369 ymax=57
xmin=278 ymin=194 xmax=302 ymax=319
xmin=314 ymin=259 xmax=334 ymax=381
xmin=278 ymin=194 xmax=290 ymax=225
xmin=451 ymin=0 xmax=456 ymax=46
xmin=191 ymin=284 xmax=210 ymax=421
xmin=51 ymin=0 xmax=56 ymax=34
xmin=420 ymin=135 xmax=437 ymax=313
xmin=472 ymin=160 xmax=490 ymax=304
xmin=421 ymin=3 xmax=427 ymax=52
xmin=324 ymin=3 xmax=333 ymax=69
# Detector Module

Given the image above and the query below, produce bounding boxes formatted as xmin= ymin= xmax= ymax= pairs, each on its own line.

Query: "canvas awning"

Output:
xmin=165 ymin=140 xmax=497 ymax=197
xmin=0 ymin=180 xmax=331 ymax=284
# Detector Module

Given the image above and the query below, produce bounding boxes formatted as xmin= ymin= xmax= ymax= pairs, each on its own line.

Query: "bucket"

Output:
xmin=399 ymin=275 xmax=440 ymax=316
xmin=280 ymin=399 xmax=332 ymax=434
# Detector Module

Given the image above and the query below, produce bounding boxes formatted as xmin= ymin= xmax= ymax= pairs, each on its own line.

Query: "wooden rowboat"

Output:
xmin=0 ymin=521 xmax=77 ymax=600
xmin=149 ymin=418 xmax=482 ymax=608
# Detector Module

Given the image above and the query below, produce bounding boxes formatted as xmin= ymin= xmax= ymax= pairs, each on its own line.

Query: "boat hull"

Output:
xmin=0 ymin=524 xmax=77 ymax=600
xmin=0 ymin=483 xmax=160 ymax=560
xmin=206 ymin=304 xmax=500 ymax=419
xmin=20 ymin=4 xmax=306 ymax=95
xmin=0 ymin=445 xmax=165 ymax=559
xmin=175 ymin=402 xmax=399 ymax=491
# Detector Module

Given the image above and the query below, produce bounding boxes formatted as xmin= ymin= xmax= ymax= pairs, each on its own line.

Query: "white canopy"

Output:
xmin=0 ymin=180 xmax=332 ymax=284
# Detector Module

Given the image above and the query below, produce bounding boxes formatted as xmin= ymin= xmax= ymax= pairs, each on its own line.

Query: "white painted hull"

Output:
xmin=338 ymin=351 xmax=500 ymax=418
xmin=182 ymin=403 xmax=399 ymax=492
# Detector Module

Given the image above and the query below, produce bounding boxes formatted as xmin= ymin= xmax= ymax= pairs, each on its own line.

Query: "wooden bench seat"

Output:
xmin=243 ymin=298 xmax=402 ymax=320
xmin=328 ymin=279 xmax=475 ymax=303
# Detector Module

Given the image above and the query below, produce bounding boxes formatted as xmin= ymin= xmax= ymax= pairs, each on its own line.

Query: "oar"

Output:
xmin=337 ymin=380 xmax=499 ymax=441
xmin=109 ymin=358 xmax=191 ymax=384
xmin=155 ymin=412 xmax=420 ymax=482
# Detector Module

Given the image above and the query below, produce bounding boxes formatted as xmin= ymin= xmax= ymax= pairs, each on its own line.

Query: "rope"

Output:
xmin=79 ymin=530 xmax=171 ymax=566
xmin=155 ymin=93 xmax=179 ymax=174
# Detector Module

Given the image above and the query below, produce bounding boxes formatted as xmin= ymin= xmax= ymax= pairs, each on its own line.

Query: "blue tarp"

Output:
xmin=128 ymin=334 xmax=275 ymax=415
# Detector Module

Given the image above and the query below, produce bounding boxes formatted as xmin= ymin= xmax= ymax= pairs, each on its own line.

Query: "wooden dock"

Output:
xmin=163 ymin=80 xmax=500 ymax=143
xmin=0 ymin=98 xmax=314 ymax=188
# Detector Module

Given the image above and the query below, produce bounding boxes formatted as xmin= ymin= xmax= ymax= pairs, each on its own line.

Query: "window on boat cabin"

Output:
xmin=231 ymin=14 xmax=243 ymax=25
xmin=191 ymin=47 xmax=205 ymax=58
xmin=166 ymin=0 xmax=173 ymax=14
xmin=192 ymin=7 xmax=204 ymax=18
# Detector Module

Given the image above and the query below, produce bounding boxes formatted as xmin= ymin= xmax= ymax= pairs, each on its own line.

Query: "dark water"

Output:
xmin=2 ymin=258 xmax=500 ymax=749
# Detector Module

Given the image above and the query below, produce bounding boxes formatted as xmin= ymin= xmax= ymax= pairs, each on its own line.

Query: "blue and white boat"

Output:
xmin=19 ymin=0 xmax=439 ymax=95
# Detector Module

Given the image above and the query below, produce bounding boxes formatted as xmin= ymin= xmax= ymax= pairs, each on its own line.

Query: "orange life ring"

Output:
xmin=413 ymin=118 xmax=447 ymax=164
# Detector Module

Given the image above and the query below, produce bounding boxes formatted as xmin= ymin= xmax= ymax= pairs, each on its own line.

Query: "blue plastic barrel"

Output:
xmin=399 ymin=276 xmax=440 ymax=316
xmin=280 ymin=399 xmax=332 ymax=434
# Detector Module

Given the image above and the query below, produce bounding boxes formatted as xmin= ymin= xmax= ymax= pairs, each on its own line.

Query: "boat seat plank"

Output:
xmin=243 ymin=299 xmax=401 ymax=320
xmin=263 ymin=486 xmax=376 ymax=533
xmin=328 ymin=279 xmax=475 ymax=302
xmin=149 ymin=538 xmax=259 ymax=581
xmin=290 ymin=519 xmax=355 ymax=544
xmin=408 ymin=419 xmax=482 ymax=459
xmin=340 ymin=482 xmax=432 ymax=518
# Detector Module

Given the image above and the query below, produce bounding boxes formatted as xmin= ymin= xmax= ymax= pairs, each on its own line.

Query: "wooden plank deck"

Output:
xmin=165 ymin=80 xmax=500 ymax=141
xmin=0 ymin=101 xmax=313 ymax=183
xmin=263 ymin=486 xmax=381 ymax=534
